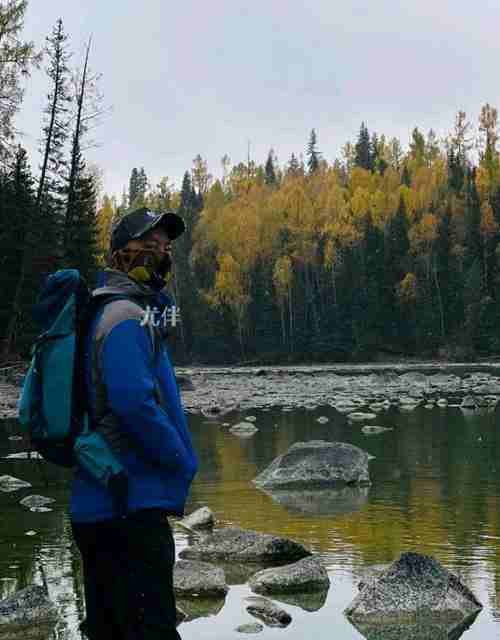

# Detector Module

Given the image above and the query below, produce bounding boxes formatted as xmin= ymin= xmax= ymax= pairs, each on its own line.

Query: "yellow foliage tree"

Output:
xmin=95 ymin=194 xmax=115 ymax=264
xmin=206 ymin=253 xmax=250 ymax=353
xmin=397 ymin=272 xmax=418 ymax=305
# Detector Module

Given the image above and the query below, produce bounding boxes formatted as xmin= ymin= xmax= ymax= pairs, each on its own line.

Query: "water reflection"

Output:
xmin=1 ymin=402 xmax=500 ymax=637
xmin=256 ymin=485 xmax=370 ymax=516
xmin=347 ymin=610 xmax=480 ymax=640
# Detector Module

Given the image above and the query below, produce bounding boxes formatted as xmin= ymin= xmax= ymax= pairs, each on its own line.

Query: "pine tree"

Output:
xmin=1 ymin=146 xmax=37 ymax=356
xmin=37 ymin=19 xmax=72 ymax=218
xmin=128 ymin=167 xmax=139 ymax=207
xmin=2 ymin=19 xmax=70 ymax=357
xmin=383 ymin=196 xmax=410 ymax=343
xmin=306 ymin=129 xmax=320 ymax=174
xmin=464 ymin=168 xmax=482 ymax=275
xmin=447 ymin=148 xmax=464 ymax=193
xmin=354 ymin=122 xmax=372 ymax=170
xmin=264 ymin=149 xmax=277 ymax=185
xmin=64 ymin=36 xmax=97 ymax=278
xmin=287 ymin=153 xmax=301 ymax=177
xmin=137 ymin=167 xmax=148 ymax=202
xmin=170 ymin=171 xmax=199 ymax=359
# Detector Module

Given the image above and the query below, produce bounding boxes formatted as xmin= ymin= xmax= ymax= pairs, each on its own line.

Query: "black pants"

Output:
xmin=72 ymin=510 xmax=181 ymax=640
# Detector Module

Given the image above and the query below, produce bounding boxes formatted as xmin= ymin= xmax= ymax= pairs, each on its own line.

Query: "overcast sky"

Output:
xmin=15 ymin=0 xmax=500 ymax=199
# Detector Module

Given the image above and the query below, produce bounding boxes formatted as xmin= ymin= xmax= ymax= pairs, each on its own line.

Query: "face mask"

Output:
xmin=127 ymin=251 xmax=172 ymax=289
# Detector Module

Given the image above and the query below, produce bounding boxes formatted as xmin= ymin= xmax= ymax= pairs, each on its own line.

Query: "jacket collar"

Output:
xmin=94 ymin=269 xmax=156 ymax=302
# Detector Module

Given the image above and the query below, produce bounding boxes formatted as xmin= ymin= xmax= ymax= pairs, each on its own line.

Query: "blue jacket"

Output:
xmin=70 ymin=269 xmax=198 ymax=522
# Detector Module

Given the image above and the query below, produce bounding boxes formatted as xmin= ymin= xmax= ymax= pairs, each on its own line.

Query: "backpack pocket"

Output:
xmin=73 ymin=426 xmax=125 ymax=487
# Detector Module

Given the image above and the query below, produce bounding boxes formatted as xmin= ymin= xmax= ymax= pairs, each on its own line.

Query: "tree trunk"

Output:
xmin=65 ymin=37 xmax=91 ymax=252
xmin=433 ymin=255 xmax=445 ymax=339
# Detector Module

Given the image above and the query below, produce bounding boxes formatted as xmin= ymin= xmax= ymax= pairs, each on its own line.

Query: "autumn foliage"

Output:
xmin=97 ymin=112 xmax=500 ymax=362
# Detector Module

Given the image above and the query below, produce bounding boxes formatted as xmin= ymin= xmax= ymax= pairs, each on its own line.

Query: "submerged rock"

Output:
xmin=398 ymin=372 xmax=429 ymax=387
xmin=180 ymin=506 xmax=215 ymax=531
xmin=230 ymin=421 xmax=259 ymax=436
xmin=253 ymin=440 xmax=371 ymax=489
xmin=249 ymin=556 xmax=330 ymax=595
xmin=236 ymin=622 xmax=264 ymax=633
xmin=176 ymin=596 xmax=225 ymax=622
xmin=245 ymin=596 xmax=292 ymax=627
xmin=362 ymin=425 xmax=393 ymax=435
xmin=270 ymin=588 xmax=328 ymax=612
xmin=345 ymin=552 xmax=482 ymax=639
xmin=179 ymin=527 xmax=311 ymax=563
xmin=0 ymin=585 xmax=57 ymax=628
xmin=461 ymin=396 xmax=477 ymax=410
xmin=174 ymin=560 xmax=228 ymax=597
xmin=347 ymin=412 xmax=377 ymax=422
xmin=3 ymin=452 xmax=43 ymax=460
xmin=0 ymin=475 xmax=31 ymax=493
xmin=19 ymin=495 xmax=55 ymax=510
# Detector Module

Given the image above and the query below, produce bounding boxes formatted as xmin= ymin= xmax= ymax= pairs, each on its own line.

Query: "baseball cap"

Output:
xmin=110 ymin=207 xmax=185 ymax=251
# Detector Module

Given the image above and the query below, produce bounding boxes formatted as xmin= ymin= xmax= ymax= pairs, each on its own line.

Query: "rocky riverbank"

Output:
xmin=3 ymin=362 xmax=500 ymax=420
xmin=178 ymin=364 xmax=500 ymax=417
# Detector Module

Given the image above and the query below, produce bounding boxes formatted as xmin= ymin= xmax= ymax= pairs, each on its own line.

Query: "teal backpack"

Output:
xmin=18 ymin=269 xmax=130 ymax=504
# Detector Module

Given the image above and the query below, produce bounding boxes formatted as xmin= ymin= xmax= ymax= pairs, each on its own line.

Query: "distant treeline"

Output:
xmin=102 ymin=109 xmax=500 ymax=365
xmin=2 ymin=2 xmax=500 ymax=365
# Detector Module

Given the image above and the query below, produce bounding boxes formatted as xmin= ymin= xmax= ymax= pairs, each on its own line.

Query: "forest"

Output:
xmin=2 ymin=1 xmax=500 ymax=365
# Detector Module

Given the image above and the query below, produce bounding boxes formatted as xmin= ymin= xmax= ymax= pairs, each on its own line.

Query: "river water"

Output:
xmin=1 ymin=400 xmax=500 ymax=639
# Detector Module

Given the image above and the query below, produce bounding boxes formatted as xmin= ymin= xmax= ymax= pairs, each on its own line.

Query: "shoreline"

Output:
xmin=2 ymin=361 xmax=500 ymax=421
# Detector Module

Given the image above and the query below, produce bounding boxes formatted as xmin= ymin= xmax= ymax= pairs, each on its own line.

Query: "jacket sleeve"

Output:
xmin=100 ymin=318 xmax=190 ymax=469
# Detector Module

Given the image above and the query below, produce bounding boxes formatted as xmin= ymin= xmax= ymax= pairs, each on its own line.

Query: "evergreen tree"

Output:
xmin=64 ymin=36 xmax=97 ymax=278
xmin=128 ymin=167 xmax=148 ymax=208
xmin=264 ymin=149 xmax=277 ymax=185
xmin=383 ymin=196 xmax=410 ymax=344
xmin=354 ymin=122 xmax=372 ymax=170
xmin=37 ymin=19 xmax=71 ymax=216
xmin=3 ymin=18 xmax=70 ymax=357
xmin=362 ymin=214 xmax=385 ymax=347
xmin=306 ymin=129 xmax=320 ymax=174
xmin=287 ymin=153 xmax=301 ymax=177
xmin=170 ymin=171 xmax=200 ymax=359
xmin=464 ymin=168 xmax=482 ymax=275
xmin=1 ymin=146 xmax=37 ymax=356
xmin=128 ymin=167 xmax=139 ymax=206
xmin=371 ymin=132 xmax=387 ymax=175
xmin=447 ymin=148 xmax=464 ymax=193
xmin=137 ymin=167 xmax=148 ymax=201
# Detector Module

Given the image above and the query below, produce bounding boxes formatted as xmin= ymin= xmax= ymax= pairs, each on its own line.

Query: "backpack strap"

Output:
xmin=87 ymin=292 xmax=165 ymax=417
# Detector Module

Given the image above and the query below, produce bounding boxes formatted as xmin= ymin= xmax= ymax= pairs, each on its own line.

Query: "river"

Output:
xmin=1 ymin=392 xmax=500 ymax=638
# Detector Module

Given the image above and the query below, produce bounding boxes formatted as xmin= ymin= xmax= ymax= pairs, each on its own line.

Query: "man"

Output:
xmin=71 ymin=207 xmax=198 ymax=640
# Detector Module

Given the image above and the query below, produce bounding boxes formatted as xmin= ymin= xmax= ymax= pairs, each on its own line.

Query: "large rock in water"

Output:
xmin=179 ymin=527 xmax=311 ymax=563
xmin=0 ymin=475 xmax=31 ymax=493
xmin=345 ymin=552 xmax=482 ymax=640
xmin=179 ymin=506 xmax=215 ymax=531
xmin=245 ymin=596 xmax=292 ymax=627
xmin=0 ymin=585 xmax=58 ymax=640
xmin=174 ymin=560 xmax=228 ymax=597
xmin=249 ymin=556 xmax=330 ymax=595
xmin=253 ymin=440 xmax=371 ymax=489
